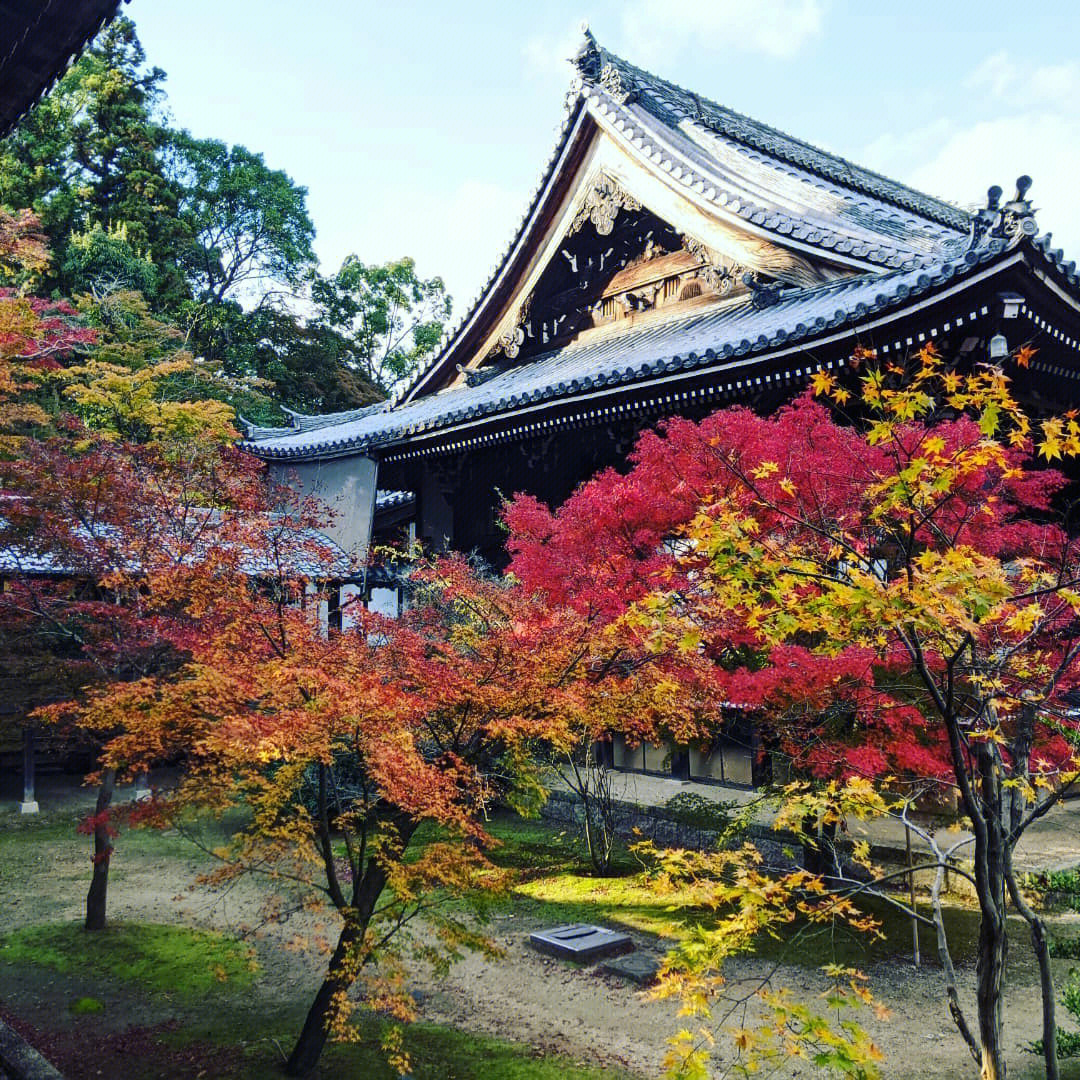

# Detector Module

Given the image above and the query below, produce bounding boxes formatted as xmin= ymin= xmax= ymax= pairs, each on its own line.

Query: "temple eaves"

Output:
xmin=242 ymin=230 xmax=1080 ymax=462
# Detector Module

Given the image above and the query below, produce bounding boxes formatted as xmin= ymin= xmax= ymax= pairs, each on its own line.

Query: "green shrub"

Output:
xmin=1021 ymin=868 xmax=1080 ymax=912
xmin=1029 ymin=964 xmax=1080 ymax=1058
xmin=662 ymin=792 xmax=739 ymax=834
xmin=1049 ymin=936 xmax=1080 ymax=959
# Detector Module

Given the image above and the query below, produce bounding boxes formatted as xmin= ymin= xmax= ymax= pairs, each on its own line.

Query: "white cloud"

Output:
xmin=965 ymin=51 xmax=1017 ymax=98
xmin=621 ymin=0 xmax=825 ymax=64
xmin=903 ymin=114 xmax=1080 ymax=255
xmin=966 ymin=50 xmax=1080 ymax=107
xmin=860 ymin=50 xmax=1080 ymax=260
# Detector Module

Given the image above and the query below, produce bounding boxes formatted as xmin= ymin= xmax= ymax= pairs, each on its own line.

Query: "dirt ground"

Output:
xmin=3 ymin=777 xmax=1079 ymax=1079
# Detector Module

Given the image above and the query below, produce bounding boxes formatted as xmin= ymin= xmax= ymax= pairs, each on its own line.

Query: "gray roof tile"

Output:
xmin=245 ymin=243 xmax=1012 ymax=461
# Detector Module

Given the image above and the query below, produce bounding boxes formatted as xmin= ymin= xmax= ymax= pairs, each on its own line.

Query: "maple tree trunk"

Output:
xmin=1006 ymin=859 xmax=1058 ymax=1080
xmin=1004 ymin=705 xmax=1059 ymax=1080
xmin=970 ymin=748 xmax=1008 ymax=1080
xmin=286 ymin=818 xmax=419 ymax=1077
xmin=975 ymin=903 xmax=1006 ymax=1080
xmin=85 ymin=767 xmax=116 ymax=931
xmin=286 ymin=916 xmax=360 ymax=1076
xmin=581 ymin=747 xmax=615 ymax=876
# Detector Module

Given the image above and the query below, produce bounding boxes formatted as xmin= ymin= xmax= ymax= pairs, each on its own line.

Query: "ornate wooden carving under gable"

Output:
xmin=478 ymin=201 xmax=773 ymax=369
xmin=570 ymin=174 xmax=642 ymax=237
xmin=683 ymin=236 xmax=745 ymax=295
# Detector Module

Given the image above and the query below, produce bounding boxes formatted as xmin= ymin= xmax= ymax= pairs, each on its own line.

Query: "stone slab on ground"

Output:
xmin=529 ymin=924 xmax=634 ymax=962
xmin=597 ymin=951 xmax=659 ymax=986
xmin=0 ymin=1018 xmax=65 ymax=1080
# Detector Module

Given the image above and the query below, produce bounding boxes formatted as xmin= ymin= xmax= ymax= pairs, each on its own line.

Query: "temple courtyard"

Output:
xmin=4 ymin=772 xmax=1080 ymax=1080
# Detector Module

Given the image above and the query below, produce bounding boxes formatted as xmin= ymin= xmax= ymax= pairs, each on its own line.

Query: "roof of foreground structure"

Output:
xmin=0 ymin=0 xmax=125 ymax=136
xmin=244 ymin=30 xmax=1080 ymax=463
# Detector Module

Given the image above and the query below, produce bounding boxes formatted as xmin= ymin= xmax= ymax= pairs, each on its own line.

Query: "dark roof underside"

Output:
xmin=0 ymin=0 xmax=124 ymax=136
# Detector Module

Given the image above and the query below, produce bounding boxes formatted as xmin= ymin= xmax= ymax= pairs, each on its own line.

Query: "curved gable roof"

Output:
xmin=395 ymin=29 xmax=972 ymax=406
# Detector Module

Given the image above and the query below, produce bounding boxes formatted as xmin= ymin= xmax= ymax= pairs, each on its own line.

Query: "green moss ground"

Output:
xmin=0 ymin=921 xmax=257 ymax=999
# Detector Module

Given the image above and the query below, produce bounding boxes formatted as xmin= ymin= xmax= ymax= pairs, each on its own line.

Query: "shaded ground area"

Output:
xmin=3 ymin=773 xmax=1080 ymax=1078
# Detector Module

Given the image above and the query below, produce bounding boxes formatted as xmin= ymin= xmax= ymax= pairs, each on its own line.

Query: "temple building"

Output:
xmin=243 ymin=30 xmax=1080 ymax=782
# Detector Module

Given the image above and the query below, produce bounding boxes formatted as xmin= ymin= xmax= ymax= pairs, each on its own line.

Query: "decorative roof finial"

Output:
xmin=996 ymin=174 xmax=1037 ymax=245
xmin=574 ymin=21 xmax=603 ymax=80
xmin=967 ymin=178 xmax=1037 ymax=252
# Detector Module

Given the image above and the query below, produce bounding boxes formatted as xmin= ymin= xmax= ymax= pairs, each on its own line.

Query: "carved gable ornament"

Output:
xmin=570 ymin=173 xmax=642 ymax=237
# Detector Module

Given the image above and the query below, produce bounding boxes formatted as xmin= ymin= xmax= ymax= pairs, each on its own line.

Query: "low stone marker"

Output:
xmin=598 ymin=951 xmax=660 ymax=986
xmin=528 ymin=923 xmax=633 ymax=962
xmin=0 ymin=1018 xmax=65 ymax=1080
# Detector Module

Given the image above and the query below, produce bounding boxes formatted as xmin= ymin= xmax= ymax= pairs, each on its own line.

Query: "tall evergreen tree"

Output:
xmin=0 ymin=17 xmax=188 ymax=307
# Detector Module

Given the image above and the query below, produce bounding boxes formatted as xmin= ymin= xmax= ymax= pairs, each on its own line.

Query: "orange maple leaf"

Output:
xmin=1013 ymin=344 xmax=1037 ymax=369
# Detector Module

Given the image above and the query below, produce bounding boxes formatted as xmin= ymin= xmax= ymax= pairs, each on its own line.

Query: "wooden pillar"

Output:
xmin=20 ymin=727 xmax=39 ymax=814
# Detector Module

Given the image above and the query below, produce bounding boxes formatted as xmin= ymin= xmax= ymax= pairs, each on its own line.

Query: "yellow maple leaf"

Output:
xmin=1039 ymin=437 xmax=1063 ymax=461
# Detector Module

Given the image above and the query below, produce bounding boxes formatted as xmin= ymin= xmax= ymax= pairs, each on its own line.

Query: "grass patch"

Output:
xmin=0 ymin=921 xmax=256 ymax=999
xmin=484 ymin=814 xmax=638 ymax=876
xmin=314 ymin=1016 xmax=642 ymax=1080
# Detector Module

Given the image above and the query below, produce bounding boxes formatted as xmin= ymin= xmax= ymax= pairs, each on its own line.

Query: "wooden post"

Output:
xmin=20 ymin=727 xmax=38 ymax=814
xmin=906 ymin=821 xmax=920 ymax=968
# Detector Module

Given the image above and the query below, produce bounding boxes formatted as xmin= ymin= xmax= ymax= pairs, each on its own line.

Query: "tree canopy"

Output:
xmin=0 ymin=16 xmax=450 ymax=418
xmin=504 ymin=342 xmax=1080 ymax=1079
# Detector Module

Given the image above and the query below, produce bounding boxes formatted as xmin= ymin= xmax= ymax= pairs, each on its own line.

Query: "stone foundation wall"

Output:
xmin=539 ymin=789 xmax=973 ymax=896
xmin=539 ymin=788 xmax=795 ymax=868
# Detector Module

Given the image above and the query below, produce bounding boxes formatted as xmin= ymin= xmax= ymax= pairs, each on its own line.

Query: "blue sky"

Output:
xmin=128 ymin=1 xmax=1080 ymax=314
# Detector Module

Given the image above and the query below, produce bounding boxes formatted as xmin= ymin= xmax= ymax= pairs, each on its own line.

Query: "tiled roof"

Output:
xmin=585 ymin=37 xmax=970 ymax=234
xmin=584 ymin=80 xmax=963 ymax=271
xmin=395 ymin=30 xmax=972 ymax=407
xmin=0 ymin=0 xmax=125 ymax=136
xmin=244 ymin=32 xmax=1076 ymax=466
xmin=0 ymin=512 xmax=353 ymax=579
xmin=240 ymin=400 xmax=388 ymax=441
xmin=244 ymin=239 xmax=1014 ymax=460
xmin=375 ymin=490 xmax=414 ymax=512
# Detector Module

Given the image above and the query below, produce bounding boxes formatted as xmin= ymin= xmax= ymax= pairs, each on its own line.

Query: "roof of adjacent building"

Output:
xmin=243 ymin=30 xmax=1079 ymax=463
xmin=243 ymin=237 xmax=1037 ymax=460
xmin=0 ymin=0 xmax=125 ymax=136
